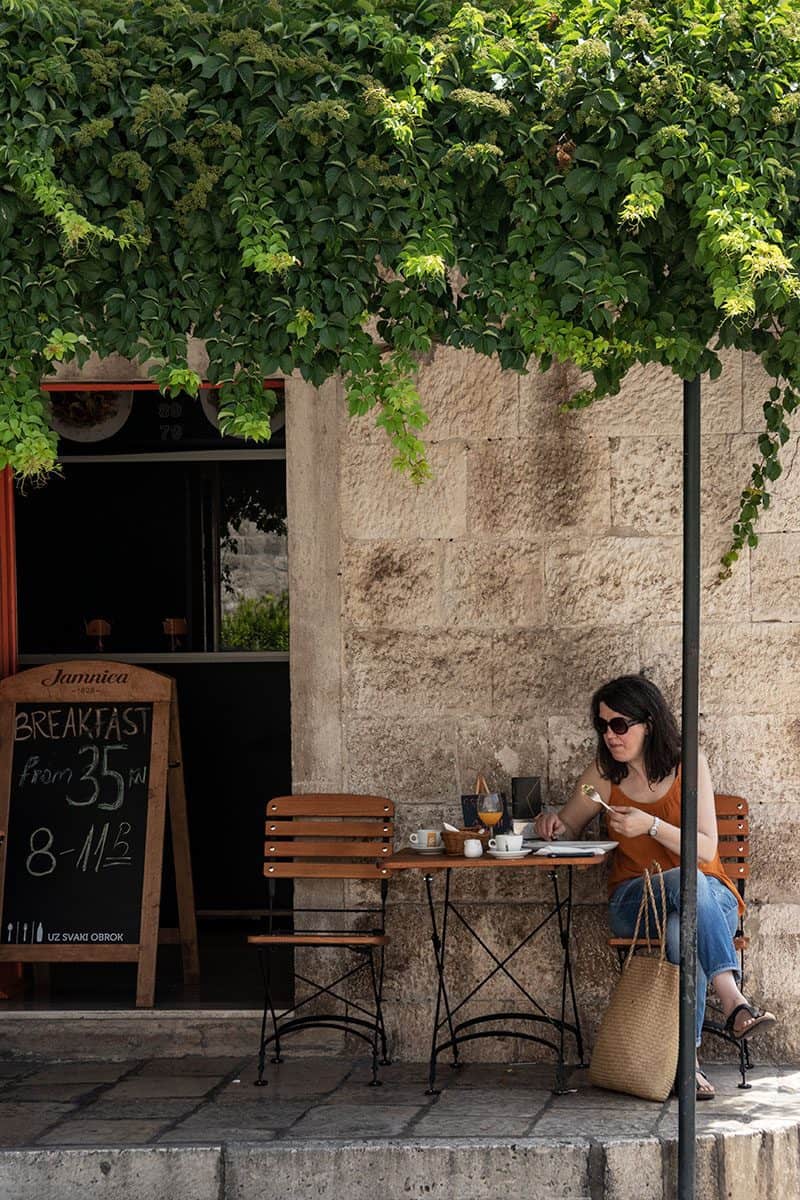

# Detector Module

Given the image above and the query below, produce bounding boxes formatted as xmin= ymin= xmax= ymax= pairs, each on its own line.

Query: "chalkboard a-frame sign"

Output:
xmin=0 ymin=661 xmax=199 ymax=1007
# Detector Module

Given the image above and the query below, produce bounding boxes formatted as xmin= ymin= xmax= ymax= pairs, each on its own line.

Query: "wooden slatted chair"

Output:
xmin=248 ymin=793 xmax=394 ymax=1087
xmin=607 ymin=794 xmax=752 ymax=1087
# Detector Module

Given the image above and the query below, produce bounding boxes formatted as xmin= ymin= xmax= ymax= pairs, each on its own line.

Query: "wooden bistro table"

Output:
xmin=383 ymin=848 xmax=609 ymax=1094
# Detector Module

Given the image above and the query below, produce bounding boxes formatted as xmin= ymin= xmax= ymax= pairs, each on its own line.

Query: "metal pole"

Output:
xmin=678 ymin=376 xmax=701 ymax=1199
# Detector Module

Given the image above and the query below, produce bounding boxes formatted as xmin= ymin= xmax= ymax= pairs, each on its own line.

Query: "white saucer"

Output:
xmin=408 ymin=844 xmax=443 ymax=854
xmin=487 ymin=848 xmax=532 ymax=859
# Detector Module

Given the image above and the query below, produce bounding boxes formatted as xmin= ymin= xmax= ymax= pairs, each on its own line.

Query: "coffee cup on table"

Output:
xmin=489 ymin=834 xmax=524 ymax=852
xmin=463 ymin=839 xmax=483 ymax=858
xmin=410 ymin=829 xmax=442 ymax=849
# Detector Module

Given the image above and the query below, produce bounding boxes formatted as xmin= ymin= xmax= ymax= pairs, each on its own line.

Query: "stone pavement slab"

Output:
xmin=18 ymin=1062 xmax=137 ymax=1084
xmin=137 ymin=1056 xmax=244 ymax=1077
xmin=284 ymin=1103 xmax=422 ymax=1139
xmin=0 ymin=1102 xmax=76 ymax=1147
xmin=102 ymin=1075 xmax=218 ymax=1100
xmin=1 ymin=1082 xmax=105 ymax=1102
xmin=38 ymin=1119 xmax=169 ymax=1145
xmin=75 ymin=1098 xmax=203 ymax=1121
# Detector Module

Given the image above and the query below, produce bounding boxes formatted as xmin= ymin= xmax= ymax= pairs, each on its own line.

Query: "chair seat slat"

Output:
xmin=264 ymin=840 xmax=392 ymax=858
xmin=263 ymin=862 xmax=390 ymax=879
xmin=267 ymin=795 xmax=393 ymax=817
xmin=608 ymin=935 xmax=749 ymax=951
xmin=265 ymin=820 xmax=394 ymax=838
xmin=722 ymin=863 xmax=749 ymax=879
xmin=716 ymin=817 xmax=750 ymax=835
xmin=718 ymin=837 xmax=749 ymax=854
xmin=713 ymin=794 xmax=748 ymax=815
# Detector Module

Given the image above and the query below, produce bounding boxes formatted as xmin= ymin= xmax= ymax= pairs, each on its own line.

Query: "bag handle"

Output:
xmin=624 ymin=864 xmax=669 ymax=969
xmin=475 ymin=774 xmax=491 ymax=795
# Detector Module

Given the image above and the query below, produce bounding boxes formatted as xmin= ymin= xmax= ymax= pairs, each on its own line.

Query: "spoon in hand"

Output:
xmin=581 ymin=784 xmax=613 ymax=812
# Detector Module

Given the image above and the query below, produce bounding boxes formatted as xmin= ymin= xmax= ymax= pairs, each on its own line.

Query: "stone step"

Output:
xmin=0 ymin=1010 xmax=344 ymax=1061
xmin=2 ymin=1127 xmax=800 ymax=1200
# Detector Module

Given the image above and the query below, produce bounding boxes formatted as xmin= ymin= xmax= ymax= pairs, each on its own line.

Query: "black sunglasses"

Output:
xmin=594 ymin=716 xmax=643 ymax=736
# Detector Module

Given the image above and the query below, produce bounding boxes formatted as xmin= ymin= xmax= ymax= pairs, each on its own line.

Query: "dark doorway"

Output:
xmin=13 ymin=415 xmax=293 ymax=1008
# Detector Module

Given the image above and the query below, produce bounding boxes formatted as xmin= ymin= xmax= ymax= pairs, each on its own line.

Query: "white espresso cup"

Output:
xmin=463 ymin=838 xmax=484 ymax=858
xmin=410 ymin=829 xmax=442 ymax=849
xmin=489 ymin=833 xmax=524 ymax=852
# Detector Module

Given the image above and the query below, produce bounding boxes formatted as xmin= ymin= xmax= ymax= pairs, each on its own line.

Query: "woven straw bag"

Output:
xmin=589 ymin=866 xmax=679 ymax=1102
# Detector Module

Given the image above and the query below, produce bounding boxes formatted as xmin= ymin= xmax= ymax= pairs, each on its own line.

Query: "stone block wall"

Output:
xmin=313 ymin=346 xmax=800 ymax=1064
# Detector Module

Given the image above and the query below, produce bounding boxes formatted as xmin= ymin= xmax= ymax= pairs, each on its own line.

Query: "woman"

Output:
xmin=533 ymin=673 xmax=776 ymax=1101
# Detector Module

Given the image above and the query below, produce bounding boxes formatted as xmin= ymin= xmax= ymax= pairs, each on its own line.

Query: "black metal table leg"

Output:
xmin=551 ymin=866 xmax=578 ymax=1092
xmin=424 ymin=869 xmax=459 ymax=1094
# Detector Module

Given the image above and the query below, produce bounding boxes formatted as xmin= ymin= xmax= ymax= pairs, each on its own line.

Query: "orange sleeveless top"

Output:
xmin=605 ymin=768 xmax=744 ymax=916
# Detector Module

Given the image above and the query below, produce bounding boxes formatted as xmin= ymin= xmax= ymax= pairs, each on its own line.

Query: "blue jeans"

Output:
xmin=609 ymin=868 xmax=740 ymax=1047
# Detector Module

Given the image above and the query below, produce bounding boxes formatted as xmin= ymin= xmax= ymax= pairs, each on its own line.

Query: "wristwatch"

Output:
xmin=649 ymin=816 xmax=661 ymax=839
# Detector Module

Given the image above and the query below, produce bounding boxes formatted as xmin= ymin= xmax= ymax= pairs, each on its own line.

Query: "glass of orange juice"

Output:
xmin=476 ymin=792 xmax=503 ymax=830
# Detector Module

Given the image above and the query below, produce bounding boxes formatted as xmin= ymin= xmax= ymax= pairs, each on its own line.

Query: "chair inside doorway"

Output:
xmin=249 ymin=793 xmax=394 ymax=1086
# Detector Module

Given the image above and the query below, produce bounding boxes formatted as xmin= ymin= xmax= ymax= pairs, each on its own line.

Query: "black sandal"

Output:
xmin=725 ymin=1002 xmax=777 ymax=1042
xmin=696 ymin=1068 xmax=715 ymax=1101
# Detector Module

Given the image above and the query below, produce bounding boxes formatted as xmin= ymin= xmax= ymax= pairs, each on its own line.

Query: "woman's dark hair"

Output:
xmin=590 ymin=674 xmax=680 ymax=785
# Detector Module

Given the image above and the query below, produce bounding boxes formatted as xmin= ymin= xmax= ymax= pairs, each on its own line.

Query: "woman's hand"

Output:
xmin=606 ymin=806 xmax=653 ymax=838
xmin=533 ymin=810 xmax=567 ymax=841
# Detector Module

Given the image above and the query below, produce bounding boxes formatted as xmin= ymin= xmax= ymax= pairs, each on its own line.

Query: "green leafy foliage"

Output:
xmin=220 ymin=592 xmax=289 ymax=651
xmin=2 ymin=0 xmax=800 ymax=569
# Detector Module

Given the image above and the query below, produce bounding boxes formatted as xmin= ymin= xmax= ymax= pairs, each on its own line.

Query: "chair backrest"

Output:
xmin=714 ymin=793 xmax=749 ymax=898
xmin=263 ymin=794 xmax=394 ymax=880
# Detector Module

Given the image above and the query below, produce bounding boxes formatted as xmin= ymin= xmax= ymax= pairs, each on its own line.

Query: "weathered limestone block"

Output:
xmin=610 ymin=436 xmax=682 ymax=535
xmin=466 ymin=434 xmax=611 ymax=538
xmin=747 ymin=801 xmax=800 ymax=905
xmin=661 ymin=1135 xmax=720 ymax=1200
xmin=454 ymin=716 xmax=548 ymax=800
xmin=747 ymin=904 xmax=800 ymax=1001
xmin=545 ymin=536 xmax=682 ymax=626
xmin=227 ymin=1141 xmax=592 ymax=1200
xmin=573 ymin=361 xmax=690 ymax=436
xmin=547 ymin=715 xmax=599 ymax=802
xmin=610 ymin=434 xmax=755 ymax=538
xmin=342 ymin=541 xmax=442 ymax=629
xmin=642 ymin=624 xmax=800 ymax=716
xmin=701 ymin=347 xmax=746 ymax=432
xmin=569 ymin=903 xmax=619 ymax=1012
xmin=700 ymin=537 xmax=752 ymax=624
xmin=492 ymin=628 xmax=641 ymax=715
xmin=602 ymin=1139 xmax=663 ymax=1200
xmin=345 ymin=630 xmax=492 ymax=715
xmin=700 ymin=717 xmax=800 ymax=802
xmin=342 ymin=440 xmax=467 ymax=540
xmin=414 ymin=345 xmax=520 ymax=440
xmin=716 ymin=1125 xmax=800 ymax=1200
xmin=544 ymin=351 xmax=742 ymax=440
xmin=751 ymin=533 xmax=800 ymax=620
xmin=518 ymin=359 xmax=592 ymax=434
xmin=344 ymin=716 xmax=458 ymax=806
xmin=379 ymin=896 xmax=449 ymax=998
xmin=703 ymin=435 xmax=759 ymax=533
xmin=746 ymin=434 xmax=800 ymax=533
xmin=0 ymin=1148 xmax=222 ymax=1200
xmin=442 ymin=541 xmax=546 ymax=629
